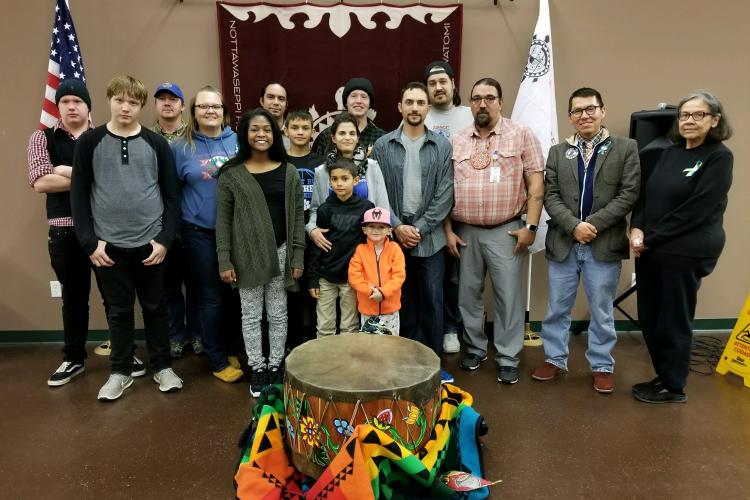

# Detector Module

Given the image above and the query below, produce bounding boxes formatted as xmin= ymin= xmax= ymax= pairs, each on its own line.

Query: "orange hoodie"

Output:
xmin=348 ymin=239 xmax=406 ymax=316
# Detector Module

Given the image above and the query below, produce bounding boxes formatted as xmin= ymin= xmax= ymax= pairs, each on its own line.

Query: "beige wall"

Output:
xmin=1 ymin=0 xmax=747 ymax=332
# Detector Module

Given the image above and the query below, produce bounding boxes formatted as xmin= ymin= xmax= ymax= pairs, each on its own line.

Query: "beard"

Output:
xmin=474 ymin=111 xmax=491 ymax=128
xmin=406 ymin=114 xmax=424 ymax=126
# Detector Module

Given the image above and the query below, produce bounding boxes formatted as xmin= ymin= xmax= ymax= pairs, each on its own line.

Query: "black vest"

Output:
xmin=43 ymin=127 xmax=76 ymax=221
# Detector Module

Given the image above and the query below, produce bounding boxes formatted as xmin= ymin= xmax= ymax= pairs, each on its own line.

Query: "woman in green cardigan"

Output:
xmin=215 ymin=108 xmax=305 ymax=398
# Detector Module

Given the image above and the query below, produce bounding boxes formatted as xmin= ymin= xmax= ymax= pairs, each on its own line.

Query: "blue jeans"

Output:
xmin=163 ymin=235 xmax=198 ymax=343
xmin=541 ymin=244 xmax=621 ymax=372
xmin=401 ymin=250 xmax=445 ymax=355
xmin=181 ymin=226 xmax=231 ymax=371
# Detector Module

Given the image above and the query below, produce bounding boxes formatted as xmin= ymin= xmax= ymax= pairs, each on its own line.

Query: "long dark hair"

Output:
xmin=326 ymin=112 xmax=368 ymax=176
xmin=223 ymin=108 xmax=287 ymax=171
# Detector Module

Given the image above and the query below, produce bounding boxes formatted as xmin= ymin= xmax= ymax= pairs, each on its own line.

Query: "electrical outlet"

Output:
xmin=50 ymin=281 xmax=62 ymax=298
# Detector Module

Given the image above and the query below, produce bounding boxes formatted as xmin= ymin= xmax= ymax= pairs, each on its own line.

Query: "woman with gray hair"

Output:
xmin=629 ymin=89 xmax=733 ymax=404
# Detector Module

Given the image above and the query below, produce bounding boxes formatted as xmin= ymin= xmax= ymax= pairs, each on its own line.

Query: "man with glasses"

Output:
xmin=531 ymin=87 xmax=640 ymax=394
xmin=446 ymin=77 xmax=544 ymax=385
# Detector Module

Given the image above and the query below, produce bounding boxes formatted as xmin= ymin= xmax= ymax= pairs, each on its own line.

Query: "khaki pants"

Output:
xmin=316 ymin=278 xmax=359 ymax=336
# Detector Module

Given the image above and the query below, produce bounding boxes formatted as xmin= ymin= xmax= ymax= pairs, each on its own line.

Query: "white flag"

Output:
xmin=510 ymin=0 xmax=558 ymax=254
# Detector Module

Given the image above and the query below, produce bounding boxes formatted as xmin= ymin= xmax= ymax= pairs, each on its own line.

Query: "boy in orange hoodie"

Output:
xmin=348 ymin=208 xmax=406 ymax=335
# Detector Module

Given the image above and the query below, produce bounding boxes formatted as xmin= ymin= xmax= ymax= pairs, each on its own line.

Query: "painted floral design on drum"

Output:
xmin=333 ymin=418 xmax=355 ymax=437
xmin=300 ymin=416 xmax=321 ymax=447
xmin=372 ymin=408 xmax=393 ymax=430
xmin=403 ymin=404 xmax=420 ymax=425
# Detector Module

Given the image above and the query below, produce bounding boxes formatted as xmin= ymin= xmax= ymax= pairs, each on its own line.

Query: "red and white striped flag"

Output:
xmin=39 ymin=0 xmax=87 ymax=130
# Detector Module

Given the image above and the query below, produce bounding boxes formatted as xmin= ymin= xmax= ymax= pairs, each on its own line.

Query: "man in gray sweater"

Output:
xmin=371 ymin=82 xmax=454 ymax=383
xmin=71 ymin=75 xmax=182 ymax=401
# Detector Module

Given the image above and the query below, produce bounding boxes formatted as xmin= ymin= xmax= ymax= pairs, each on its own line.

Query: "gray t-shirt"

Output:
xmin=425 ymin=105 xmax=474 ymax=139
xmin=401 ymin=132 xmax=425 ymax=216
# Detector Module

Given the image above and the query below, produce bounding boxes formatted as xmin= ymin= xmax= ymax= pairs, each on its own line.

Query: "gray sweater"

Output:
xmin=215 ymin=162 xmax=305 ymax=290
xmin=71 ymin=125 xmax=180 ymax=255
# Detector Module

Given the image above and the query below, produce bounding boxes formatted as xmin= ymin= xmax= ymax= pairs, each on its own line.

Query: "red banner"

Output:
xmin=217 ymin=1 xmax=463 ymax=135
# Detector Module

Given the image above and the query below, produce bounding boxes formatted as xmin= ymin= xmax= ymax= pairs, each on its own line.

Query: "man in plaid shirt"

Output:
xmin=445 ymin=77 xmax=544 ymax=385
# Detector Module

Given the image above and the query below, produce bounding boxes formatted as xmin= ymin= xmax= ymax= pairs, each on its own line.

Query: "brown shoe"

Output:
xmin=531 ymin=362 xmax=563 ymax=381
xmin=593 ymin=372 xmax=614 ymax=393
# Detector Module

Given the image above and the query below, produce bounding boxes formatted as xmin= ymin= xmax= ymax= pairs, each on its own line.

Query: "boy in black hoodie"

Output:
xmin=308 ymin=158 xmax=374 ymax=336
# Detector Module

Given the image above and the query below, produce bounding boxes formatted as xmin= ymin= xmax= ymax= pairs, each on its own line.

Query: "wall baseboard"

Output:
xmin=0 ymin=318 xmax=736 ymax=343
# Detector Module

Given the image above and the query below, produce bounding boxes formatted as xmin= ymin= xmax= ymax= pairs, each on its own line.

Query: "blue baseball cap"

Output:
xmin=154 ymin=82 xmax=184 ymax=102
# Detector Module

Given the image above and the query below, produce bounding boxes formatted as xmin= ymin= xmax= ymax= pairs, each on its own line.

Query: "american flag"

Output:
xmin=39 ymin=0 xmax=86 ymax=130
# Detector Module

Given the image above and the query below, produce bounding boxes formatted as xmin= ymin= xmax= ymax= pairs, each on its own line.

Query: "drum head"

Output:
xmin=285 ymin=335 xmax=440 ymax=402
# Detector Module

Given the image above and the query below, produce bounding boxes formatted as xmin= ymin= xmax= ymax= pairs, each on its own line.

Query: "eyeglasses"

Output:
xmin=678 ymin=111 xmax=713 ymax=121
xmin=569 ymin=105 xmax=601 ymax=119
xmin=195 ymin=104 xmax=223 ymax=111
xmin=470 ymin=95 xmax=499 ymax=105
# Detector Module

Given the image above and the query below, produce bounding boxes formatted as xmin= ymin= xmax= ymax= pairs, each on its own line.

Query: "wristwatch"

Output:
xmin=525 ymin=224 xmax=538 ymax=233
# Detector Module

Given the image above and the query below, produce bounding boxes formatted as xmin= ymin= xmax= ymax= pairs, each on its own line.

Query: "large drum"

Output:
xmin=284 ymin=334 xmax=441 ymax=478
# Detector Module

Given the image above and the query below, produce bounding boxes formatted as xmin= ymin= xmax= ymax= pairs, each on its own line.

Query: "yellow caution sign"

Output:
xmin=716 ymin=293 xmax=750 ymax=388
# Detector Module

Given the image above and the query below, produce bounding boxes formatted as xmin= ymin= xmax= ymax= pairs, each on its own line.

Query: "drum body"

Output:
xmin=284 ymin=335 xmax=441 ymax=478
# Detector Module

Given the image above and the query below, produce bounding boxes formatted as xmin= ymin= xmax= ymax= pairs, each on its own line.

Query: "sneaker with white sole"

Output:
xmin=443 ymin=333 xmax=461 ymax=354
xmin=97 ymin=373 xmax=133 ymax=401
xmin=48 ymin=361 xmax=85 ymax=387
xmin=153 ymin=368 xmax=183 ymax=393
xmin=94 ymin=340 xmax=111 ymax=356
xmin=132 ymin=356 xmax=146 ymax=377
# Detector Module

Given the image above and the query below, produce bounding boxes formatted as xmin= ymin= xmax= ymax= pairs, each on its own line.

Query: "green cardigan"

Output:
xmin=215 ymin=162 xmax=305 ymax=290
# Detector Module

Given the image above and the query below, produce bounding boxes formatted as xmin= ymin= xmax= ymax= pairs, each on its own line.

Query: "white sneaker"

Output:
xmin=97 ymin=374 xmax=133 ymax=401
xmin=153 ymin=368 xmax=183 ymax=393
xmin=443 ymin=333 xmax=461 ymax=354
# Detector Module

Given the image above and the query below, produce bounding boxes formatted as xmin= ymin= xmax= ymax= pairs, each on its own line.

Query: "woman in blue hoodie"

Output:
xmin=172 ymin=86 xmax=241 ymax=383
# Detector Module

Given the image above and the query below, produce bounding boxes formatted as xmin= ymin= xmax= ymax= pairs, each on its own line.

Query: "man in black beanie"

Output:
xmin=27 ymin=79 xmax=146 ymax=387
xmin=312 ymin=77 xmax=385 ymax=157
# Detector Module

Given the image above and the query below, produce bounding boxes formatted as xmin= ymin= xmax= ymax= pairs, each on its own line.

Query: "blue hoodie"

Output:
xmin=172 ymin=126 xmax=237 ymax=229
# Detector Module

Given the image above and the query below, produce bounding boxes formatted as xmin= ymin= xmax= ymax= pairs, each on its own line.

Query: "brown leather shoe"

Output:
xmin=593 ymin=372 xmax=614 ymax=393
xmin=531 ymin=362 xmax=563 ymax=381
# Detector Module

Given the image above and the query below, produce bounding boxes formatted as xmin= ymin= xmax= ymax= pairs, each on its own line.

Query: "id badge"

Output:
xmin=489 ymin=166 xmax=501 ymax=183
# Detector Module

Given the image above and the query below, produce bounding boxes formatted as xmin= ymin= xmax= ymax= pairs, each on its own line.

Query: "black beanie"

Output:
xmin=55 ymin=79 xmax=92 ymax=110
xmin=423 ymin=61 xmax=455 ymax=83
xmin=343 ymin=78 xmax=375 ymax=108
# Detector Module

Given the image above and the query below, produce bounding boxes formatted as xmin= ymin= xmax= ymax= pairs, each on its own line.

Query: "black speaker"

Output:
xmin=629 ymin=108 xmax=677 ymax=171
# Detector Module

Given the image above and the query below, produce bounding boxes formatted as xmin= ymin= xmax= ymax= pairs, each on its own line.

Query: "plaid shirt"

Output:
xmin=450 ymin=117 xmax=544 ymax=226
xmin=313 ymin=119 xmax=385 ymax=158
xmin=575 ymin=126 xmax=607 ymax=167
xmin=27 ymin=120 xmax=88 ymax=227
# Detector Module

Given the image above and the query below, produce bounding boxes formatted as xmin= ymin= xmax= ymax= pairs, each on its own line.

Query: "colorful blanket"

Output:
xmin=235 ymin=384 xmax=487 ymax=499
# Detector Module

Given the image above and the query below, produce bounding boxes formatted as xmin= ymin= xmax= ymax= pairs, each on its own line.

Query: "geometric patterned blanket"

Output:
xmin=235 ymin=384 xmax=486 ymax=499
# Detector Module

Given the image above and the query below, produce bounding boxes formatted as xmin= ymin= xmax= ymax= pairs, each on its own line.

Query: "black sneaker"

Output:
xmin=267 ymin=365 xmax=284 ymax=385
xmin=460 ymin=353 xmax=488 ymax=371
xmin=497 ymin=366 xmax=519 ymax=385
xmin=132 ymin=356 xmax=147 ymax=377
xmin=631 ymin=377 xmax=660 ymax=394
xmin=48 ymin=361 xmax=85 ymax=387
xmin=633 ymin=382 xmax=687 ymax=404
xmin=250 ymin=367 xmax=267 ymax=398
